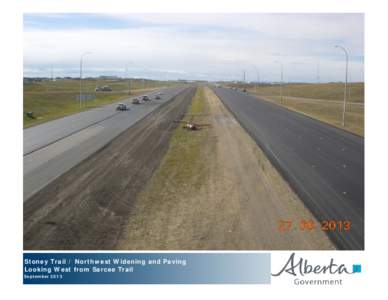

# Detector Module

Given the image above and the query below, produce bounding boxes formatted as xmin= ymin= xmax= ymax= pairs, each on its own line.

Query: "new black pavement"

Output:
xmin=212 ymin=87 xmax=364 ymax=250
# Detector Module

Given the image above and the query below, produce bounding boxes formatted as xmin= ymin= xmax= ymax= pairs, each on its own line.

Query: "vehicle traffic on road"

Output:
xmin=116 ymin=103 xmax=130 ymax=111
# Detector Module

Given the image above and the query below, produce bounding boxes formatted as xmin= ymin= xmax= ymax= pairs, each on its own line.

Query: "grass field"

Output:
xmin=24 ymin=78 xmax=183 ymax=127
xmin=246 ymin=82 xmax=364 ymax=103
xmin=227 ymin=82 xmax=365 ymax=136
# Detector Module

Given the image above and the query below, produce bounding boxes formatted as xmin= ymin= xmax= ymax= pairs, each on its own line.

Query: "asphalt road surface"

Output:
xmin=24 ymin=87 xmax=186 ymax=200
xmin=212 ymin=87 xmax=364 ymax=250
xmin=24 ymin=87 xmax=195 ymax=250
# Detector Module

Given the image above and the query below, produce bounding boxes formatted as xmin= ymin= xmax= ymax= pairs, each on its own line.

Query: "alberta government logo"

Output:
xmin=271 ymin=253 xmax=362 ymax=286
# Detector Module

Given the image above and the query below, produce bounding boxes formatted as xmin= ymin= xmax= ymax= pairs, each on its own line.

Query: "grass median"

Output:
xmin=139 ymin=86 xmax=211 ymax=193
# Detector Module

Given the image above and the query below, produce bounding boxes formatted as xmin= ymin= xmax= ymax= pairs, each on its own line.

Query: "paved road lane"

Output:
xmin=213 ymin=87 xmax=364 ymax=250
xmin=24 ymin=88 xmax=178 ymax=155
xmin=24 ymin=87 xmax=187 ymax=200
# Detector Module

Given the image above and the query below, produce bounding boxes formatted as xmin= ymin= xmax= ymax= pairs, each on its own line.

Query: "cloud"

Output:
xmin=23 ymin=13 xmax=364 ymax=82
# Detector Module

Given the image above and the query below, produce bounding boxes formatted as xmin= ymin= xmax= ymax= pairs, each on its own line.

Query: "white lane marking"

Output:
xmin=24 ymin=125 xmax=104 ymax=175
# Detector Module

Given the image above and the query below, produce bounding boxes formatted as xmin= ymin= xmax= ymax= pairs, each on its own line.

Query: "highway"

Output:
xmin=212 ymin=87 xmax=364 ymax=250
xmin=24 ymin=87 xmax=195 ymax=250
xmin=23 ymin=87 xmax=186 ymax=201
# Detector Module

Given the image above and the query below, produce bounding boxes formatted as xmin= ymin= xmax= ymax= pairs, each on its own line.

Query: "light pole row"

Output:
xmin=270 ymin=45 xmax=349 ymax=127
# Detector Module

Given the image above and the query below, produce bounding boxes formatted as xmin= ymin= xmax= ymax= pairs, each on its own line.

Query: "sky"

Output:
xmin=23 ymin=13 xmax=364 ymax=82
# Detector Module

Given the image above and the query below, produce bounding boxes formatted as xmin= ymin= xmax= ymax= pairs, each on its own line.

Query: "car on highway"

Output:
xmin=132 ymin=98 xmax=141 ymax=104
xmin=142 ymin=95 xmax=151 ymax=101
xmin=116 ymin=103 xmax=130 ymax=111
xmin=95 ymin=86 xmax=113 ymax=92
xmin=155 ymin=95 xmax=161 ymax=100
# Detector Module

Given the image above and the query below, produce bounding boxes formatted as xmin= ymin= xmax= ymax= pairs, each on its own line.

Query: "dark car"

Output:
xmin=132 ymin=98 xmax=140 ymax=104
xmin=142 ymin=95 xmax=150 ymax=101
xmin=155 ymin=95 xmax=161 ymax=100
xmin=116 ymin=103 xmax=129 ymax=111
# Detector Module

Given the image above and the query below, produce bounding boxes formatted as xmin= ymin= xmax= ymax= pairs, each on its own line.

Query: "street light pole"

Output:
xmin=252 ymin=65 xmax=260 ymax=93
xmin=79 ymin=52 xmax=92 ymax=109
xmin=348 ymin=71 xmax=351 ymax=103
xmin=126 ymin=64 xmax=131 ymax=95
xmin=274 ymin=61 xmax=283 ymax=104
xmin=334 ymin=45 xmax=349 ymax=127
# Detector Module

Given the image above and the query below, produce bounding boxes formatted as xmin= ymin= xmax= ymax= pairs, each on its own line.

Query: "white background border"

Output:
xmin=0 ymin=0 xmax=385 ymax=298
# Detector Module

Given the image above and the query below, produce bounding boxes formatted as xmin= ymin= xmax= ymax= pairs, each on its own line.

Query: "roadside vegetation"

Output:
xmin=23 ymin=78 xmax=182 ymax=127
xmin=228 ymin=82 xmax=364 ymax=136
xmin=260 ymin=95 xmax=364 ymax=136
xmin=138 ymin=86 xmax=211 ymax=192
xmin=247 ymin=82 xmax=364 ymax=103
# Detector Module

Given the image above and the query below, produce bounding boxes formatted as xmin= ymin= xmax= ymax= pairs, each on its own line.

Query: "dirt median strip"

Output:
xmin=23 ymin=87 xmax=195 ymax=250
xmin=118 ymin=86 xmax=335 ymax=250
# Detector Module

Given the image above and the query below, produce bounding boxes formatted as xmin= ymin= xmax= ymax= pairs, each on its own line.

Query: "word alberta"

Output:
xmin=272 ymin=253 xmax=360 ymax=286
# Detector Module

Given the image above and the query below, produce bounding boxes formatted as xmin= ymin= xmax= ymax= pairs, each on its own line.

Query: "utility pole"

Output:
xmin=334 ymin=45 xmax=349 ymax=127
xmin=348 ymin=71 xmax=351 ymax=103
xmin=252 ymin=65 xmax=260 ymax=93
xmin=274 ymin=61 xmax=284 ymax=104
xmin=126 ymin=64 xmax=131 ymax=95
xmin=79 ymin=52 xmax=92 ymax=109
